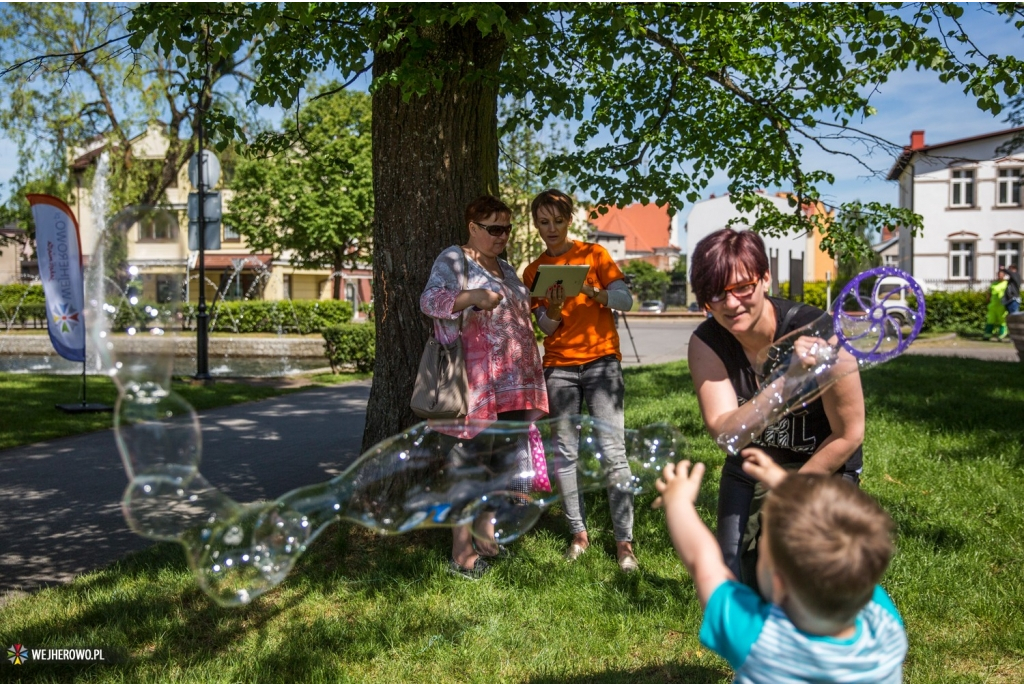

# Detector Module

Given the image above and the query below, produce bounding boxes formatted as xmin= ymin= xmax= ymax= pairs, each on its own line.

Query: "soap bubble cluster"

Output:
xmin=119 ymin=414 xmax=684 ymax=606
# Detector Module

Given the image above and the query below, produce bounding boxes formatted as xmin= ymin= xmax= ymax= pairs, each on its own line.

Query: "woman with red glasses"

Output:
xmin=420 ymin=195 xmax=548 ymax=580
xmin=688 ymin=228 xmax=865 ymax=589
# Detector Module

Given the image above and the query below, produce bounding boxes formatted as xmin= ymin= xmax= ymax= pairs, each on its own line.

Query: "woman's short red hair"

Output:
xmin=690 ymin=228 xmax=770 ymax=307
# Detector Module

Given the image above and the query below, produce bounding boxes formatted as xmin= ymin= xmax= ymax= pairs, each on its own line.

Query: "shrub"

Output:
xmin=776 ymin=281 xmax=988 ymax=335
xmin=774 ymin=281 xmax=829 ymax=310
xmin=179 ymin=299 xmax=354 ymax=334
xmin=0 ymin=285 xmax=46 ymax=327
xmin=0 ymin=283 xmax=45 ymax=307
xmin=323 ymin=323 xmax=376 ymax=373
xmin=916 ymin=290 xmax=987 ymax=335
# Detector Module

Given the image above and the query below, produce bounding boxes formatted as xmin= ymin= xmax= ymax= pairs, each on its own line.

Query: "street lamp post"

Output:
xmin=195 ymin=113 xmax=211 ymax=381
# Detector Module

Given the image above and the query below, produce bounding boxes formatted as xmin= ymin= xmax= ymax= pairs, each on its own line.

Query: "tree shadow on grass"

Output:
xmin=530 ymin=661 xmax=731 ymax=684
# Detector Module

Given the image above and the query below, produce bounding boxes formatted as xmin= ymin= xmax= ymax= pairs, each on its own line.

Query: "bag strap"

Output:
xmin=457 ymin=246 xmax=468 ymax=333
xmin=777 ymin=301 xmax=805 ymax=338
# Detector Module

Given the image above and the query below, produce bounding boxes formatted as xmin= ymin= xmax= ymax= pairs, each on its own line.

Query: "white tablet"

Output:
xmin=529 ymin=264 xmax=592 ymax=298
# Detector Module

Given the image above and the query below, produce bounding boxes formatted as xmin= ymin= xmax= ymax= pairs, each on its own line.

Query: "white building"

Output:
xmin=684 ymin=192 xmax=836 ymax=303
xmin=888 ymin=127 xmax=1024 ymax=289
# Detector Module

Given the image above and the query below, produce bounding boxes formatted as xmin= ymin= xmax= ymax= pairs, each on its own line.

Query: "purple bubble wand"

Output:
xmin=716 ymin=267 xmax=926 ymax=456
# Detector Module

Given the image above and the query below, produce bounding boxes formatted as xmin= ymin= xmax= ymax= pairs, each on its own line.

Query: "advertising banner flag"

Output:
xmin=28 ymin=194 xmax=86 ymax=362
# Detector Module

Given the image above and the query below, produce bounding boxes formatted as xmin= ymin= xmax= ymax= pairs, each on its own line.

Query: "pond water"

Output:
xmin=0 ymin=354 xmax=331 ymax=377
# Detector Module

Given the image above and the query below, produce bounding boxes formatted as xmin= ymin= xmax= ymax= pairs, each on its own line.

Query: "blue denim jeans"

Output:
xmin=545 ymin=355 xmax=634 ymax=542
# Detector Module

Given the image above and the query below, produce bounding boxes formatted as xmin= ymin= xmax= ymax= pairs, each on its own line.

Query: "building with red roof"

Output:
xmin=585 ymin=202 xmax=681 ymax=270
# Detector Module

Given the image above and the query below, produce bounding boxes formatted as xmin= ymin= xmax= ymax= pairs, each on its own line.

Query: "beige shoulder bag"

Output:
xmin=410 ymin=248 xmax=470 ymax=419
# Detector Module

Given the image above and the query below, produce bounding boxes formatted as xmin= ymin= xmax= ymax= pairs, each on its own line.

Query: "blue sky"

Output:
xmin=1 ymin=5 xmax=1020 ymax=227
xmin=673 ymin=6 xmax=1024 ymax=228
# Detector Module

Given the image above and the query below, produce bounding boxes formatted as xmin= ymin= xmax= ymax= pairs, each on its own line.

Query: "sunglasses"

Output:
xmin=708 ymin=279 xmax=760 ymax=304
xmin=473 ymin=221 xmax=513 ymax=237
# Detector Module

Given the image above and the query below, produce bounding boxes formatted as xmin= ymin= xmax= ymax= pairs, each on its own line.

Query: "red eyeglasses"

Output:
xmin=708 ymin=279 xmax=760 ymax=304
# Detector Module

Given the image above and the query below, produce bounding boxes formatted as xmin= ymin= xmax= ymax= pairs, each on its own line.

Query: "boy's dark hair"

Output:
xmin=689 ymin=228 xmax=770 ymax=307
xmin=465 ymin=195 xmax=512 ymax=226
xmin=764 ymin=474 xmax=894 ymax=623
xmin=530 ymin=189 xmax=574 ymax=221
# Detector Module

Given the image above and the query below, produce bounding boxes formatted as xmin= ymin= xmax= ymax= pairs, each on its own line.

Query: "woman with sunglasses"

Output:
xmin=688 ymin=228 xmax=865 ymax=589
xmin=523 ymin=189 xmax=639 ymax=573
xmin=420 ymin=195 xmax=548 ymax=580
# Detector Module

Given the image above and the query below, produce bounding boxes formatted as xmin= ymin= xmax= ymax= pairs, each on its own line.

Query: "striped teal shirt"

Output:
xmin=700 ymin=581 xmax=907 ymax=683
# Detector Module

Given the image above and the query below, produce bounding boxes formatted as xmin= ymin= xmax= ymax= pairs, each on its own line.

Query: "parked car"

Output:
xmin=639 ymin=300 xmax=666 ymax=313
xmin=874 ymin=275 xmax=921 ymax=325
xmin=687 ymin=302 xmax=701 ymax=312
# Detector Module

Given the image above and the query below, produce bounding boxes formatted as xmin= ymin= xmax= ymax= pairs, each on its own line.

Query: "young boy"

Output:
xmin=654 ymin=449 xmax=907 ymax=683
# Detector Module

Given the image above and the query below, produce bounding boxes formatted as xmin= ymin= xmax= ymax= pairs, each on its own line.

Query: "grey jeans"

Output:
xmin=545 ymin=355 xmax=634 ymax=542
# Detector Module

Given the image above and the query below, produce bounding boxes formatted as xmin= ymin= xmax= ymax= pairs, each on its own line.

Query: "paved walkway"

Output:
xmin=903 ymin=334 xmax=1020 ymax=363
xmin=1 ymin=321 xmax=1016 ymax=600
xmin=0 ymin=382 xmax=371 ymax=598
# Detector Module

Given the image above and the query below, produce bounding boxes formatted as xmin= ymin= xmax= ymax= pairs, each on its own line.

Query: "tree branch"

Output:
xmin=310 ymin=62 xmax=374 ymax=101
xmin=0 ymin=32 xmax=135 ymax=78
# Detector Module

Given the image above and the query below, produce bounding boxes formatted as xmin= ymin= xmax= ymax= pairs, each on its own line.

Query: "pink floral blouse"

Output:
xmin=420 ymin=246 xmax=548 ymax=436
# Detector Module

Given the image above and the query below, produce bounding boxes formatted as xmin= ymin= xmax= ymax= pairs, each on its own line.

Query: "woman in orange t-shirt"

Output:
xmin=523 ymin=189 xmax=638 ymax=573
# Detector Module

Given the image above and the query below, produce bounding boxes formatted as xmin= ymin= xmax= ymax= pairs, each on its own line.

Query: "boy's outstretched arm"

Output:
xmin=653 ymin=460 xmax=734 ymax=608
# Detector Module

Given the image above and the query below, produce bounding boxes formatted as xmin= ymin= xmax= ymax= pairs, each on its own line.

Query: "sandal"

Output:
xmin=618 ymin=552 xmax=639 ymax=573
xmin=448 ymin=557 xmax=490 ymax=580
xmin=565 ymin=542 xmax=589 ymax=562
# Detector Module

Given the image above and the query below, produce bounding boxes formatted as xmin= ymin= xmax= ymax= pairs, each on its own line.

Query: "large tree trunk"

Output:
xmin=362 ymin=19 xmax=504 ymax=451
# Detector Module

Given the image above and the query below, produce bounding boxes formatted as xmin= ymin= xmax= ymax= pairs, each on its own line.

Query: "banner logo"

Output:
xmin=7 ymin=644 xmax=29 ymax=665
xmin=51 ymin=302 xmax=81 ymax=333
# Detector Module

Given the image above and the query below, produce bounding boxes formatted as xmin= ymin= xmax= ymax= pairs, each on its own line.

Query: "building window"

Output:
xmin=997 ymin=169 xmax=1021 ymax=206
xmin=156 ymin=275 xmax=180 ymax=303
xmin=996 ymin=241 xmax=1021 ymax=271
xmin=950 ymin=169 xmax=975 ymax=208
xmin=218 ymin=271 xmax=263 ymax=301
xmin=138 ymin=213 xmax=178 ymax=241
xmin=949 ymin=241 xmax=975 ymax=279
xmin=283 ymin=274 xmax=292 ymax=300
xmin=223 ymin=223 xmax=240 ymax=241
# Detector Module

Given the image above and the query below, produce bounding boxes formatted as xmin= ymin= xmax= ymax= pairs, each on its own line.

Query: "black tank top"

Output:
xmin=693 ymin=297 xmax=863 ymax=473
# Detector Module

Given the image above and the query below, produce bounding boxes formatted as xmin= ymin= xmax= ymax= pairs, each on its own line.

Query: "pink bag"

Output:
xmin=528 ymin=424 xmax=551 ymax=492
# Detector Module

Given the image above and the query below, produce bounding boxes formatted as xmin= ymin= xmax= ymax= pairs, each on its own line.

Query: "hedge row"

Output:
xmin=1 ymin=286 xmax=355 ymax=334
xmin=914 ymin=291 xmax=988 ymax=335
xmin=0 ymin=283 xmax=45 ymax=306
xmin=0 ymin=284 xmax=46 ymax=326
xmin=778 ymin=281 xmax=989 ymax=335
xmin=778 ymin=281 xmax=829 ymax=310
xmin=181 ymin=300 xmax=354 ymax=334
xmin=322 ymin=323 xmax=375 ymax=373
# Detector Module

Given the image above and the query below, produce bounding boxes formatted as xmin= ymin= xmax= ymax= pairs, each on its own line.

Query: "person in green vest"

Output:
xmin=985 ymin=267 xmax=1010 ymax=341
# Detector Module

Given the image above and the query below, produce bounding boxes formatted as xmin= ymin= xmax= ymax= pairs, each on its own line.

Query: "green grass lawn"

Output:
xmin=1 ymin=356 xmax=1023 ymax=682
xmin=0 ymin=372 xmax=369 ymax=451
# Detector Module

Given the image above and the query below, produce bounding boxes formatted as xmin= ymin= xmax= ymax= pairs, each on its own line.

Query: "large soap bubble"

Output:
xmin=716 ymin=266 xmax=925 ymax=455
xmin=117 ymin=415 xmax=685 ymax=606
